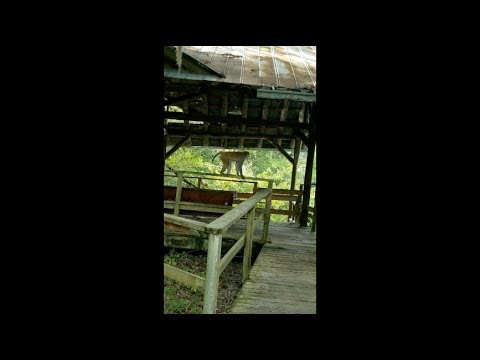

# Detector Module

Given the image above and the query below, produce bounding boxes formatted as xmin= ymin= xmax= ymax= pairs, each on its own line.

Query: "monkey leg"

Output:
xmin=220 ymin=163 xmax=228 ymax=174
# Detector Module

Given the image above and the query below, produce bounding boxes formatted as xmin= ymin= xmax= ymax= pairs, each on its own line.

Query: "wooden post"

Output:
xmin=311 ymin=199 xmax=316 ymax=232
xmin=242 ymin=207 xmax=255 ymax=283
xmin=203 ymin=233 xmax=222 ymax=314
xmin=300 ymin=104 xmax=316 ymax=227
xmin=262 ymin=181 xmax=273 ymax=243
xmin=174 ymin=172 xmax=183 ymax=216
xmin=289 ymin=138 xmax=301 ymax=221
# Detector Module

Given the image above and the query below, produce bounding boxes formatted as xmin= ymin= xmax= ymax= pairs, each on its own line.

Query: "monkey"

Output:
xmin=211 ymin=151 xmax=250 ymax=179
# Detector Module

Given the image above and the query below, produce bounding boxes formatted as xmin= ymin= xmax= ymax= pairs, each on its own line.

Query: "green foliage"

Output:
xmin=164 ymin=146 xmax=317 ymax=222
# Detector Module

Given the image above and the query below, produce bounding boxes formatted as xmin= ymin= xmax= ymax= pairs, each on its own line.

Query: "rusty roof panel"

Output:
xmin=241 ymin=46 xmax=261 ymax=86
xmin=178 ymin=46 xmax=316 ymax=91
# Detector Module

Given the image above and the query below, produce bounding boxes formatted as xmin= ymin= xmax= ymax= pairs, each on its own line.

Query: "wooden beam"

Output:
xmin=277 ymin=99 xmax=290 ymax=146
xmin=165 ymin=92 xmax=203 ymax=106
xmin=266 ymin=138 xmax=294 ymax=164
xmin=294 ymin=129 xmax=308 ymax=146
xmin=163 ymin=111 xmax=309 ymax=129
xmin=165 ymin=129 xmax=295 ymax=140
xmin=300 ymin=104 xmax=316 ymax=227
xmin=164 ymin=263 xmax=205 ymax=291
xmin=257 ymin=100 xmax=270 ymax=148
xmin=219 ymin=235 xmax=245 ymax=275
xmin=239 ymin=98 xmax=248 ymax=149
xmin=164 ymin=135 xmax=192 ymax=160
xmin=164 ymin=213 xmax=210 ymax=233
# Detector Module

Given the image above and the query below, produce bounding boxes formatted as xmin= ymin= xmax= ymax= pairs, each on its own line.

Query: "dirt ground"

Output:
xmin=164 ymin=249 xmax=243 ymax=314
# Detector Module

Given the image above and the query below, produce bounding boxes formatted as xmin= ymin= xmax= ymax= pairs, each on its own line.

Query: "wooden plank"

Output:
xmin=203 ymin=233 xmax=222 ymax=314
xmin=218 ymin=235 xmax=245 ymax=275
xmin=165 ymin=200 xmax=232 ymax=211
xmin=167 ymin=171 xmax=272 ymax=183
xmin=164 ymin=213 xmax=210 ymax=233
xmin=164 ymin=263 xmax=205 ymax=290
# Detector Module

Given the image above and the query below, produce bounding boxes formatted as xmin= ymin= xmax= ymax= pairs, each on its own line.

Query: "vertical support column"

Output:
xmin=242 ymin=207 xmax=255 ymax=283
xmin=203 ymin=233 xmax=222 ymax=314
xmin=289 ymin=138 xmax=301 ymax=222
xmin=174 ymin=172 xmax=183 ymax=216
xmin=262 ymin=180 xmax=273 ymax=243
xmin=311 ymin=194 xmax=316 ymax=232
xmin=300 ymin=104 xmax=316 ymax=227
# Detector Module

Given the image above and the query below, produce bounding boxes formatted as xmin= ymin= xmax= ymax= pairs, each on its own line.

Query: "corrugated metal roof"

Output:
xmin=178 ymin=46 xmax=316 ymax=91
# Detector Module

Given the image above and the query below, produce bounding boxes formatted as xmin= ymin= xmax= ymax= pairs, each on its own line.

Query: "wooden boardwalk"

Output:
xmin=230 ymin=222 xmax=316 ymax=314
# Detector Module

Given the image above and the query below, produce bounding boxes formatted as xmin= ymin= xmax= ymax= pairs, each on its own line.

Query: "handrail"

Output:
xmin=164 ymin=186 xmax=272 ymax=314
xmin=206 ymin=189 xmax=270 ymax=235
xmin=164 ymin=170 xmax=273 ymax=183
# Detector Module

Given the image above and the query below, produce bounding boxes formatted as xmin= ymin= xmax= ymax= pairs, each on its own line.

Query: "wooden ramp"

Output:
xmin=230 ymin=223 xmax=316 ymax=314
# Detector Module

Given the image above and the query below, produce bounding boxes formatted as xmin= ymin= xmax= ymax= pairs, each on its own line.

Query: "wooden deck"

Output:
xmin=230 ymin=222 xmax=316 ymax=314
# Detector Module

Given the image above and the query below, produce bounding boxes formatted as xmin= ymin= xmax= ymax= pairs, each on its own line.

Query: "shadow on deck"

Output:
xmin=230 ymin=222 xmax=316 ymax=314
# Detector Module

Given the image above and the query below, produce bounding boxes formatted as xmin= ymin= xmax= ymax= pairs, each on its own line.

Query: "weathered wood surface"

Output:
xmin=164 ymin=263 xmax=205 ymax=290
xmin=230 ymin=223 xmax=316 ymax=314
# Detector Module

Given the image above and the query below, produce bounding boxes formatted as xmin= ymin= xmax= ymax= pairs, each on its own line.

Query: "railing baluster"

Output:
xmin=174 ymin=172 xmax=183 ymax=216
xmin=242 ymin=207 xmax=255 ymax=283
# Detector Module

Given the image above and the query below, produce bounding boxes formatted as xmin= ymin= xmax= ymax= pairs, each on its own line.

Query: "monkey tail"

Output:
xmin=212 ymin=153 xmax=220 ymax=162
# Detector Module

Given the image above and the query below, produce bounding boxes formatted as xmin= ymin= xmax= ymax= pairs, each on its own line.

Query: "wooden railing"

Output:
xmin=164 ymin=187 xmax=272 ymax=314
xmin=235 ymin=188 xmax=304 ymax=222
